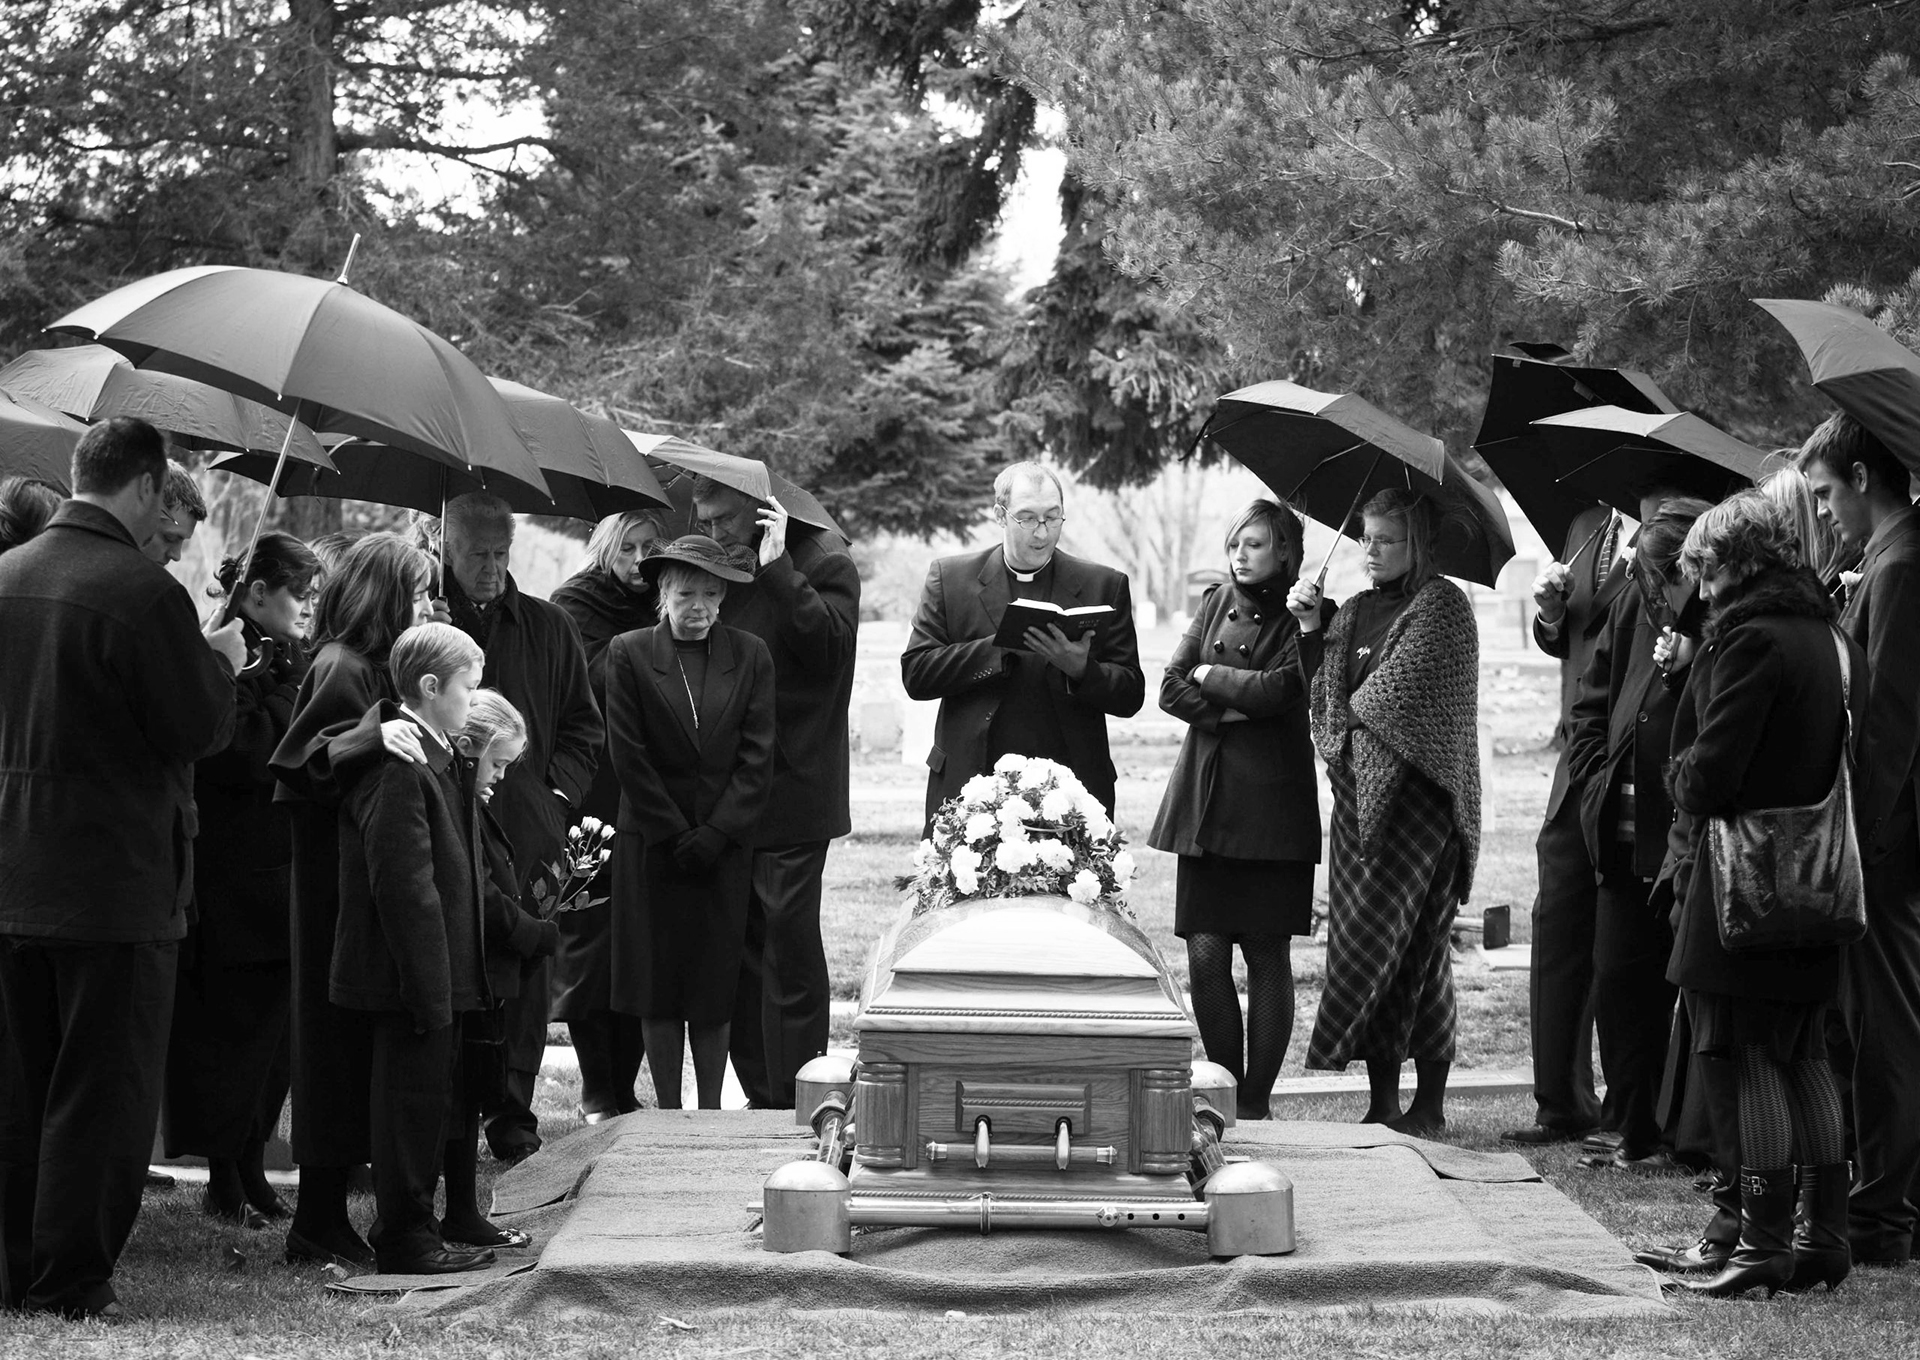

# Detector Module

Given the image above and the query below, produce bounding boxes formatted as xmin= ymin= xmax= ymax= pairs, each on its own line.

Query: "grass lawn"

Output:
xmin=9 ymin=654 xmax=1914 ymax=1355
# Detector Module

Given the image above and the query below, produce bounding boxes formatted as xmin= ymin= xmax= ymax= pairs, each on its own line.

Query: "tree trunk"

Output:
xmin=287 ymin=0 xmax=337 ymax=198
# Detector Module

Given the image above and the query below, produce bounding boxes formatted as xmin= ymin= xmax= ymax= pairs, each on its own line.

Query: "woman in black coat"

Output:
xmin=164 ymin=534 xmax=319 ymax=1226
xmin=605 ymin=535 xmax=775 ymax=1109
xmin=1662 ymin=490 xmax=1865 ymax=1299
xmin=1148 ymin=500 xmax=1324 ymax=1120
xmin=548 ymin=510 xmax=664 ymax=1119
xmin=269 ymin=532 xmax=437 ymax=1269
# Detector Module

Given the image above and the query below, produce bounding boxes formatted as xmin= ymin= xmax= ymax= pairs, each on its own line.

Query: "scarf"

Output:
xmin=1311 ymin=575 xmax=1483 ymax=902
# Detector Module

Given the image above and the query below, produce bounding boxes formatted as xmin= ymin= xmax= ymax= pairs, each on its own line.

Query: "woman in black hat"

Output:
xmin=603 ymin=535 xmax=775 ymax=1108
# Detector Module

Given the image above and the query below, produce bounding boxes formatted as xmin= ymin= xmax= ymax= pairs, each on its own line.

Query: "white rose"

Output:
xmin=997 ymin=797 xmax=1029 ymax=828
xmin=962 ymin=811 xmax=996 ymax=843
xmin=1067 ymin=869 xmax=1102 ymax=904
xmin=952 ymin=865 xmax=979 ymax=896
xmin=914 ymin=838 xmax=937 ymax=869
xmin=950 ymin=845 xmax=980 ymax=877
xmin=960 ymin=774 xmax=999 ymax=806
xmin=1110 ymin=849 xmax=1137 ymax=884
xmin=1085 ymin=809 xmax=1113 ymax=839
xmin=993 ymin=752 xmax=1027 ymax=775
xmin=581 ymin=815 xmax=602 ymax=833
xmin=994 ymin=835 xmax=1036 ymax=872
xmin=1040 ymin=788 xmax=1073 ymax=821
xmin=1035 ymin=840 xmax=1074 ymax=871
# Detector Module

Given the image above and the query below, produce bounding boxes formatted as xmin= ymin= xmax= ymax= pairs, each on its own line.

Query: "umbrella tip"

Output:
xmin=334 ymin=234 xmax=363 ymax=286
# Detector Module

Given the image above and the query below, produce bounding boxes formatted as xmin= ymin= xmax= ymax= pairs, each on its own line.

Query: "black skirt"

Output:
xmin=608 ymin=836 xmax=750 ymax=1025
xmin=1173 ymin=854 xmax=1315 ymax=939
xmin=1686 ymin=989 xmax=1829 ymax=1066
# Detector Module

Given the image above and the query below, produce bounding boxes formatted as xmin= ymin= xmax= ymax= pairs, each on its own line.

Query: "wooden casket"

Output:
xmin=846 ymin=894 xmax=1202 ymax=1201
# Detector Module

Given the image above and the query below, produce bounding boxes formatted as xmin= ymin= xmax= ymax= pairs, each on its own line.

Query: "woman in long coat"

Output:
xmin=549 ymin=510 xmax=664 ymax=1119
xmin=604 ymin=535 xmax=774 ymax=1109
xmin=1289 ymin=488 xmax=1481 ymax=1136
xmin=1662 ymin=491 xmax=1863 ymax=1298
xmin=1149 ymin=499 xmax=1326 ymax=1120
xmin=269 ymin=532 xmax=436 ymax=1268
xmin=164 ymin=533 xmax=319 ymax=1226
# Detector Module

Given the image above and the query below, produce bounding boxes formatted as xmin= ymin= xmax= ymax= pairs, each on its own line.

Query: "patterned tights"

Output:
xmin=1736 ymin=1045 xmax=1845 ymax=1169
xmin=1187 ymin=933 xmax=1295 ymax=1115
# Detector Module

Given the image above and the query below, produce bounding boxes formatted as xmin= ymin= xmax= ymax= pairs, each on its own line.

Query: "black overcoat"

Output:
xmin=1148 ymin=581 xmax=1326 ymax=862
xmin=1665 ymin=568 xmax=1864 ymax=1002
xmin=474 ymin=792 xmax=557 ymax=1000
xmin=604 ymin=625 xmax=773 ymax=1020
xmin=332 ymin=704 xmax=486 ymax=1030
xmin=0 ymin=501 xmax=236 ymax=942
xmin=191 ymin=622 xmax=307 ymax=965
xmin=1836 ymin=505 xmax=1920 ymax=864
xmin=901 ymin=545 xmax=1144 ymax=823
xmin=715 ymin=528 xmax=860 ymax=846
xmin=1566 ymin=578 xmax=1683 ymax=881
xmin=1536 ymin=508 xmax=1630 ymax=822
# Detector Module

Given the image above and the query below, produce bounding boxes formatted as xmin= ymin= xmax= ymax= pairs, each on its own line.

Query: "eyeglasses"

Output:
xmin=1008 ymin=512 xmax=1065 ymax=531
xmin=1357 ymin=534 xmax=1407 ymax=549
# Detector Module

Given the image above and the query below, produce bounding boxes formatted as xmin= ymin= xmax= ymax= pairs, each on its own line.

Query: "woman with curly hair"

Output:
xmin=1288 ymin=488 xmax=1481 ymax=1136
xmin=0 ymin=476 xmax=62 ymax=555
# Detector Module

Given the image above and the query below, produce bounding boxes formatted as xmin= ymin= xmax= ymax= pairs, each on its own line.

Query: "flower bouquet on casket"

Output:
xmin=897 ymin=754 xmax=1137 ymax=917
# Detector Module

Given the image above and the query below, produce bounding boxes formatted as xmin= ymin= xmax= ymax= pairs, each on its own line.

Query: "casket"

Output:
xmin=845 ymin=894 xmax=1203 ymax=1200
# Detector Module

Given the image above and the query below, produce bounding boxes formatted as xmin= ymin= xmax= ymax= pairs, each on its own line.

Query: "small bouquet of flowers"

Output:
xmin=897 ymin=754 xmax=1137 ymax=917
xmin=530 ymin=817 xmax=616 ymax=919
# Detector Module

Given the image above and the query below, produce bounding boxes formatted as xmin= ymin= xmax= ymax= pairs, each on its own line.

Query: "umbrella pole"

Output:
xmin=230 ymin=402 xmax=303 ymax=603
xmin=1312 ymin=449 xmax=1386 ymax=589
xmin=439 ymin=468 xmax=448 ymax=599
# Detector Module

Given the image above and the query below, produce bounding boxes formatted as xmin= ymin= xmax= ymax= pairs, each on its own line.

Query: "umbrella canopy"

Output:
xmin=1755 ymin=298 xmax=1920 ymax=469
xmin=0 ymin=391 xmax=86 ymax=488
xmin=210 ymin=439 xmax=541 ymax=519
xmin=629 ymin=432 xmax=850 ymax=542
xmin=1529 ymin=406 xmax=1769 ymax=517
xmin=48 ymin=264 xmax=547 ymax=496
xmin=487 ymin=378 xmax=668 ymax=519
xmin=1471 ymin=350 xmax=1678 ymax=552
xmin=0 ymin=344 xmax=333 ymax=466
xmin=1203 ymin=380 xmax=1514 ymax=587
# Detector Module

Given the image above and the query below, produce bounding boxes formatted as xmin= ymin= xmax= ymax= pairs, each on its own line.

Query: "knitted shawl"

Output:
xmin=1310 ymin=575 xmax=1482 ymax=902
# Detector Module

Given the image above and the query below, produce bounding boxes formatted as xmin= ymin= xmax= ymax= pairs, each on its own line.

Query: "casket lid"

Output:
xmin=855 ymin=896 xmax=1196 ymax=1038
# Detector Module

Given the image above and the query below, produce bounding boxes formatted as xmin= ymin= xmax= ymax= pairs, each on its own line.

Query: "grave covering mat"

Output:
xmin=381 ymin=1111 xmax=1668 ymax=1320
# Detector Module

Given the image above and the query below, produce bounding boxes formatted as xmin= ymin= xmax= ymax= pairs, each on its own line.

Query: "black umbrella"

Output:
xmin=1529 ymin=407 xmax=1768 ymax=518
xmin=1756 ymin=298 xmax=1920 ymax=469
xmin=1472 ymin=348 xmax=1677 ymax=555
xmin=1203 ymin=380 xmax=1514 ymax=587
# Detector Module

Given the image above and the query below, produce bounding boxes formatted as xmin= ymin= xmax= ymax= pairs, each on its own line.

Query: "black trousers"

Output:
xmin=1528 ymin=798 xmax=1603 ymax=1130
xmin=481 ymin=957 xmax=546 ymax=1158
xmin=1841 ymin=843 xmax=1920 ymax=1263
xmin=163 ymin=955 xmax=290 ymax=1160
xmin=1594 ymin=875 xmax=1678 ymax=1156
xmin=0 ymin=937 xmax=176 ymax=1315
xmin=569 ymin=1011 xmax=644 ymax=1117
xmin=728 ymin=841 xmax=832 ymax=1109
xmin=366 ymin=1011 xmax=457 ymax=1265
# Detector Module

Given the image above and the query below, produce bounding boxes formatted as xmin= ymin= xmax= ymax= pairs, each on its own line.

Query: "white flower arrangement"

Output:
xmin=898 ymin=755 xmax=1136 ymax=916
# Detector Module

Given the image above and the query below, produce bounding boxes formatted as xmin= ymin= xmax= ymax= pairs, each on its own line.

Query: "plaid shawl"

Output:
xmin=1311 ymin=575 xmax=1482 ymax=903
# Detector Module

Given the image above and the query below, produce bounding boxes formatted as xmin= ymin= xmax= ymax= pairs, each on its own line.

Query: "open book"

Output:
xmin=992 ymin=599 xmax=1118 ymax=650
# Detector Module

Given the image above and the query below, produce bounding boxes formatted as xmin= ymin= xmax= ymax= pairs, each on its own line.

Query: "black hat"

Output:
xmin=638 ymin=533 xmax=754 ymax=585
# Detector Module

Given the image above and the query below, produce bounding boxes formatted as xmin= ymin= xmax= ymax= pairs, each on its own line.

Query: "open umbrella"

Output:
xmin=1755 ymin=298 xmax=1920 ymax=468
xmin=1201 ymin=380 xmax=1514 ymax=587
xmin=1529 ymin=406 xmax=1769 ymax=516
xmin=0 ymin=391 xmax=86 ymax=488
xmin=0 ymin=344 xmax=333 ymax=466
xmin=629 ymin=432 xmax=850 ymax=542
xmin=1471 ymin=348 xmax=1677 ymax=554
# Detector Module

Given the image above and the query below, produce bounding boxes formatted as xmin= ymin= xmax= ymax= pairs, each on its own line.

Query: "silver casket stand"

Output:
xmin=758 ymin=895 xmax=1295 ymax=1257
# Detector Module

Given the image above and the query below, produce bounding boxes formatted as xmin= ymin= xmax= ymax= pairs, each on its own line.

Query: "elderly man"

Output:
xmin=144 ymin=462 xmax=208 ymax=566
xmin=434 ymin=492 xmax=602 ymax=1161
xmin=902 ymin=461 xmax=1144 ymax=825
xmin=0 ymin=418 xmax=243 ymax=1320
xmin=1801 ymin=412 xmax=1920 ymax=1267
xmin=690 ymin=477 xmax=860 ymax=1109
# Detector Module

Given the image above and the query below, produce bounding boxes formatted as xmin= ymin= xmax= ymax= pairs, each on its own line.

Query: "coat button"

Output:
xmin=1212 ymin=640 xmax=1225 ymax=653
xmin=1227 ymin=608 xmax=1238 ymax=620
xmin=1252 ymin=612 xmax=1262 ymax=621
xmin=1236 ymin=644 xmax=1250 ymax=657
xmin=1638 ymin=712 xmax=1648 ymax=723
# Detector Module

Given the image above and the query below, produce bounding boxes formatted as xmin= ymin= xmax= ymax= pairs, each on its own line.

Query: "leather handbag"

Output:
xmin=1707 ymin=628 xmax=1867 ymax=952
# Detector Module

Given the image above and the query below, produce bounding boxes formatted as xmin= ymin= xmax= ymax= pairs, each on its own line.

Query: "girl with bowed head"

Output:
xmin=1148 ymin=500 xmax=1326 ymax=1121
xmin=164 ymin=532 xmax=320 ymax=1226
xmin=1288 ymin=489 xmax=1481 ymax=1136
xmin=603 ymin=535 xmax=775 ymax=1109
xmin=549 ymin=510 xmax=668 ymax=1121
xmin=269 ymin=531 xmax=440 ymax=1269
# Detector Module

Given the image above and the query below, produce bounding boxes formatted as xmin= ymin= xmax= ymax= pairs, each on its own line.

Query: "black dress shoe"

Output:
xmin=1634 ymin=1236 xmax=1733 ymax=1273
xmin=285 ymin=1226 xmax=377 ymax=1270
xmin=1500 ymin=1124 xmax=1597 ymax=1146
xmin=441 ymin=1218 xmax=534 ymax=1249
xmin=375 ymin=1245 xmax=497 ymax=1276
xmin=203 ymin=1190 xmax=270 ymax=1231
xmin=246 ymin=1191 xmax=293 ymax=1221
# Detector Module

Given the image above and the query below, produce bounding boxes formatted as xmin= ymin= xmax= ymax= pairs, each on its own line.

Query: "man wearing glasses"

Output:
xmin=902 ymin=460 xmax=1144 ymax=827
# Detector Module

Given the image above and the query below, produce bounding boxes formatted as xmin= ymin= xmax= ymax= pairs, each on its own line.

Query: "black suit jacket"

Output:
xmin=1538 ymin=508 xmax=1630 ymax=821
xmin=1839 ymin=504 xmax=1920 ymax=863
xmin=901 ymin=545 xmax=1144 ymax=824
xmin=715 ymin=529 xmax=860 ymax=845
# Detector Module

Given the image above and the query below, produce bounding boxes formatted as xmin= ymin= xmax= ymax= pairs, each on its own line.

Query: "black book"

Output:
xmin=992 ymin=599 xmax=1118 ymax=650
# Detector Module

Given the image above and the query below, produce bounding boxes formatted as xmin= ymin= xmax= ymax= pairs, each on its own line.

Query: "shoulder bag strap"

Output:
xmin=1832 ymin=626 xmax=1854 ymax=756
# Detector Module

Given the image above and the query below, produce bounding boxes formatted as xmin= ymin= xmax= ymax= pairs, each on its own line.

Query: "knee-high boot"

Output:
xmin=1785 ymin=1163 xmax=1852 ymax=1293
xmin=1683 ymin=1166 xmax=1796 ymax=1298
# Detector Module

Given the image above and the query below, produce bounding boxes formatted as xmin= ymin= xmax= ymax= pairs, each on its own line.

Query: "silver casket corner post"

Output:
xmin=759 ymin=895 xmax=1294 ymax=1257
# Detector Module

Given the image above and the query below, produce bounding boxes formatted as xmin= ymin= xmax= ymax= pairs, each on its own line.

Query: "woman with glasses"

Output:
xmin=1287 ymin=489 xmax=1482 ymax=1136
xmin=1150 ymin=499 xmax=1328 ymax=1119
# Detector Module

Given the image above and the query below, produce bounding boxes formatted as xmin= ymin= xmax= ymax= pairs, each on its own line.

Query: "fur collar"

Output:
xmin=1705 ymin=566 xmax=1836 ymax=641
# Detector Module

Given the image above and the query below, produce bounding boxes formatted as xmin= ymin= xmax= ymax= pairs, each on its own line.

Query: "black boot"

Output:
xmin=1683 ymin=1166 xmax=1796 ymax=1298
xmin=1636 ymin=1175 xmax=1738 ymax=1273
xmin=1785 ymin=1162 xmax=1852 ymax=1293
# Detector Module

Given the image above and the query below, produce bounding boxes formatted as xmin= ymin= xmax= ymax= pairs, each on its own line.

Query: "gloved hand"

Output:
xmin=672 ymin=826 xmax=728 ymax=873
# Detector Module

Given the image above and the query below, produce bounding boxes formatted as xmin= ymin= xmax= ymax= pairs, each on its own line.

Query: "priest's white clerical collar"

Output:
xmin=1008 ymin=559 xmax=1051 ymax=583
